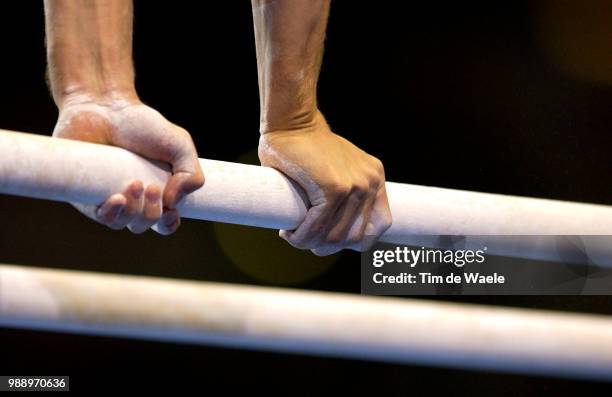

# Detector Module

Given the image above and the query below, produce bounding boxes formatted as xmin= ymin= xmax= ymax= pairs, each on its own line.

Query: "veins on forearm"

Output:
xmin=44 ymin=0 xmax=137 ymax=106
xmin=252 ymin=0 xmax=330 ymax=132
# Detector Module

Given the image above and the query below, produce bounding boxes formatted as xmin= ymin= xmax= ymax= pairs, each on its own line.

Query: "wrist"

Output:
xmin=48 ymin=56 xmax=138 ymax=110
xmin=260 ymin=108 xmax=324 ymax=134
xmin=55 ymin=86 xmax=140 ymax=111
xmin=259 ymin=88 xmax=320 ymax=133
xmin=258 ymin=71 xmax=319 ymax=134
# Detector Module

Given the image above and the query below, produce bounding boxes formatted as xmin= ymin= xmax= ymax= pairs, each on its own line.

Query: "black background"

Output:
xmin=0 ymin=1 xmax=611 ymax=394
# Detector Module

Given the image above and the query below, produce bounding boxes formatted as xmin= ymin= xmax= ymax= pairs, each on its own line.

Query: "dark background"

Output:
xmin=0 ymin=1 xmax=611 ymax=394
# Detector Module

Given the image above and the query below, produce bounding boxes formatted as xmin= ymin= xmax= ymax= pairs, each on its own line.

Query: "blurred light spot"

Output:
xmin=213 ymin=149 xmax=338 ymax=285
xmin=532 ymin=0 xmax=612 ymax=86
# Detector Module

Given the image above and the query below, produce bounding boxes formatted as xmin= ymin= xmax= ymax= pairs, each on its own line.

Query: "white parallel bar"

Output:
xmin=1 ymin=264 xmax=612 ymax=380
xmin=0 ymin=129 xmax=611 ymax=263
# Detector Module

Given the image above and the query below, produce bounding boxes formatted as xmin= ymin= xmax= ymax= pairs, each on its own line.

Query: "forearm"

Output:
xmin=251 ymin=0 xmax=330 ymax=133
xmin=44 ymin=0 xmax=138 ymax=108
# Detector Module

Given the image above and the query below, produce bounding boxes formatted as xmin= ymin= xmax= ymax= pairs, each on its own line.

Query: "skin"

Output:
xmin=44 ymin=0 xmax=204 ymax=234
xmin=252 ymin=0 xmax=392 ymax=255
xmin=44 ymin=0 xmax=391 ymax=252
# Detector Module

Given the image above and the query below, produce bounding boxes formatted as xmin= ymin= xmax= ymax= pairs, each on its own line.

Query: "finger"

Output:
xmin=95 ymin=194 xmax=128 ymax=228
xmin=361 ymin=186 xmax=393 ymax=251
xmin=311 ymin=245 xmax=344 ymax=256
xmin=71 ymin=202 xmax=104 ymax=223
xmin=279 ymin=199 xmax=344 ymax=250
xmin=345 ymin=196 xmax=376 ymax=252
xmin=325 ymin=186 xmax=372 ymax=247
xmin=306 ymin=196 xmax=367 ymax=256
xmin=279 ymin=183 xmax=351 ymax=249
xmin=313 ymin=192 xmax=376 ymax=255
xmin=153 ymin=208 xmax=181 ymax=235
xmin=109 ymin=180 xmax=144 ymax=229
xmin=127 ymin=184 xmax=162 ymax=234
xmin=163 ymin=133 xmax=205 ymax=209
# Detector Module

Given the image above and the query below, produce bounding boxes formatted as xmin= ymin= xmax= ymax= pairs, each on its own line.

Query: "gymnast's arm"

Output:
xmin=44 ymin=0 xmax=204 ymax=234
xmin=251 ymin=0 xmax=392 ymax=256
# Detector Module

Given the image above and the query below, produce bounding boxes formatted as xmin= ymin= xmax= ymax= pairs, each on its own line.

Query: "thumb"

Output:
xmin=162 ymin=137 xmax=205 ymax=209
xmin=164 ymin=169 xmax=204 ymax=209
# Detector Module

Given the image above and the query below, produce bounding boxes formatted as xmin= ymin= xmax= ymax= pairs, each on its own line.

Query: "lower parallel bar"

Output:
xmin=1 ymin=265 xmax=612 ymax=381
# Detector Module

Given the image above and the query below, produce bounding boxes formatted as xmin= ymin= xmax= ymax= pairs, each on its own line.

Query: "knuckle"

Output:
xmin=368 ymin=164 xmax=385 ymax=186
xmin=177 ymin=126 xmax=191 ymax=137
xmin=174 ymin=172 xmax=205 ymax=196
xmin=328 ymin=183 xmax=351 ymax=200
xmin=372 ymin=157 xmax=385 ymax=174
xmin=351 ymin=180 xmax=370 ymax=199
xmin=196 ymin=171 xmax=206 ymax=185
xmin=189 ymin=173 xmax=205 ymax=190
xmin=367 ymin=155 xmax=384 ymax=173
xmin=368 ymin=172 xmax=384 ymax=190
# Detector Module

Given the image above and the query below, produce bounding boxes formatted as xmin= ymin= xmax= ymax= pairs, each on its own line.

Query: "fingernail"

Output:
xmin=132 ymin=185 xmax=144 ymax=199
xmin=163 ymin=212 xmax=178 ymax=228
xmin=114 ymin=203 xmax=125 ymax=214
xmin=109 ymin=204 xmax=125 ymax=221
xmin=146 ymin=188 xmax=160 ymax=203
